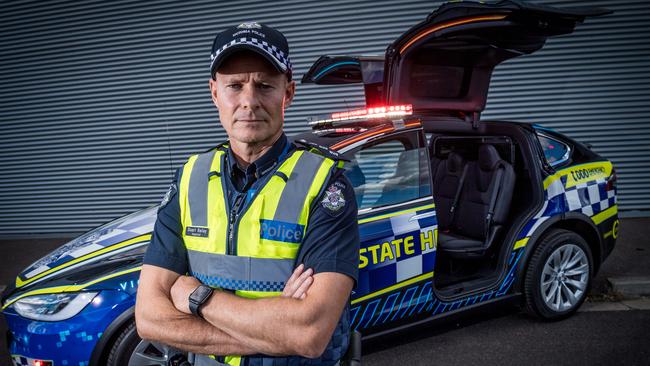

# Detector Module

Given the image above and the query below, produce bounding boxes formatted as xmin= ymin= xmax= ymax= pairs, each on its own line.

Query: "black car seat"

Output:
xmin=438 ymin=144 xmax=515 ymax=258
xmin=432 ymin=151 xmax=467 ymax=231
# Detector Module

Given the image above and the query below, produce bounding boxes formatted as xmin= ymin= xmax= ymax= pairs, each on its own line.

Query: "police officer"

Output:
xmin=135 ymin=22 xmax=359 ymax=366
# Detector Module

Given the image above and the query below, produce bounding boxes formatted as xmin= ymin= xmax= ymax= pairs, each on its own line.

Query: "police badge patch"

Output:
xmin=237 ymin=21 xmax=262 ymax=29
xmin=159 ymin=182 xmax=177 ymax=211
xmin=321 ymin=184 xmax=346 ymax=213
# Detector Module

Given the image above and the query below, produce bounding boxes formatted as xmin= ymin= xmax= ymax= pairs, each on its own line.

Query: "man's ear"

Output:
xmin=209 ymin=77 xmax=219 ymax=109
xmin=284 ymin=79 xmax=296 ymax=109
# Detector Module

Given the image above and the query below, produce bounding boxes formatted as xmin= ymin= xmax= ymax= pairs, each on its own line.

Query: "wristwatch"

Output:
xmin=189 ymin=284 xmax=214 ymax=318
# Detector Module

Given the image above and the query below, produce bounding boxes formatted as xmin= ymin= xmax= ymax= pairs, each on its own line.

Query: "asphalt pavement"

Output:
xmin=0 ymin=217 xmax=649 ymax=365
xmin=363 ymin=301 xmax=650 ymax=366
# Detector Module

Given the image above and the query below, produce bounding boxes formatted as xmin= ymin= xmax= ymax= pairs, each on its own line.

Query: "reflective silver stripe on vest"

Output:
xmin=274 ymin=151 xmax=328 ymax=224
xmin=188 ymin=250 xmax=293 ymax=292
xmin=193 ymin=354 xmax=226 ymax=366
xmin=188 ymin=149 xmax=217 ymax=227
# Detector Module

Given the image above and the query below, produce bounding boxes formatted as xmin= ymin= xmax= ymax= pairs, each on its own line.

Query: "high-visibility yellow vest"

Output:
xmin=178 ymin=145 xmax=341 ymax=366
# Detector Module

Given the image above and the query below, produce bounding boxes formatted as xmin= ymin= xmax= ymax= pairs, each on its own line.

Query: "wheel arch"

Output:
xmin=89 ymin=306 xmax=135 ymax=366
xmin=514 ymin=212 xmax=603 ymax=292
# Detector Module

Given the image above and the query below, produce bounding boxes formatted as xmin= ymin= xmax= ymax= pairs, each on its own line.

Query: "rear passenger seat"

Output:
xmin=432 ymin=151 xmax=467 ymax=231
xmin=436 ymin=144 xmax=515 ymax=258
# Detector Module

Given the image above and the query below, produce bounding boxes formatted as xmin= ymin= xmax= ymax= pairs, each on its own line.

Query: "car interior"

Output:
xmin=329 ymin=119 xmax=541 ymax=297
xmin=426 ymin=125 xmax=539 ymax=295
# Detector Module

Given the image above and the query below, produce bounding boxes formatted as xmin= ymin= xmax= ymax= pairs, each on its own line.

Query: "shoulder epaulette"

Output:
xmin=293 ymin=138 xmax=349 ymax=162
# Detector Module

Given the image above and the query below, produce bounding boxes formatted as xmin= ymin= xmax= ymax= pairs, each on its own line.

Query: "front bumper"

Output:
xmin=3 ymin=289 xmax=134 ymax=366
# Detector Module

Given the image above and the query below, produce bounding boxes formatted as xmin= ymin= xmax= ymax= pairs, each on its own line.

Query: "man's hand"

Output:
xmin=281 ymin=264 xmax=313 ymax=299
xmin=201 ymin=272 xmax=353 ymax=358
xmin=170 ymin=275 xmax=202 ymax=314
xmin=170 ymin=265 xmax=313 ymax=314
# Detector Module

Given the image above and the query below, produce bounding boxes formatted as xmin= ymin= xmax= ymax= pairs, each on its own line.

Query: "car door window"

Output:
xmin=344 ymin=136 xmax=431 ymax=210
xmin=537 ymin=133 xmax=571 ymax=167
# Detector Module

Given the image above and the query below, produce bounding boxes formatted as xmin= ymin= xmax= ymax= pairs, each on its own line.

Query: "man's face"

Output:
xmin=210 ymin=51 xmax=295 ymax=147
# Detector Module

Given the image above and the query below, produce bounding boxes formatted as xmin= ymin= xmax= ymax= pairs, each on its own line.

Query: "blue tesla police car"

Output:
xmin=2 ymin=1 xmax=617 ymax=365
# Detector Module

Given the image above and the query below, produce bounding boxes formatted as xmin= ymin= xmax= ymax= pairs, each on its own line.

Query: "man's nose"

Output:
xmin=240 ymin=84 xmax=261 ymax=110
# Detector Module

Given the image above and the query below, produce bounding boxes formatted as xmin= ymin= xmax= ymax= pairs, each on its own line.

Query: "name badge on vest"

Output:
xmin=186 ymin=226 xmax=209 ymax=238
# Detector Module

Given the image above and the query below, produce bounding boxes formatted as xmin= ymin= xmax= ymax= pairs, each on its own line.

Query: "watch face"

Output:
xmin=191 ymin=285 xmax=213 ymax=303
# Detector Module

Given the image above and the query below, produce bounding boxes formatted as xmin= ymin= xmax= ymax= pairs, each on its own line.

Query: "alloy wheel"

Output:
xmin=128 ymin=339 xmax=185 ymax=366
xmin=540 ymin=243 xmax=590 ymax=312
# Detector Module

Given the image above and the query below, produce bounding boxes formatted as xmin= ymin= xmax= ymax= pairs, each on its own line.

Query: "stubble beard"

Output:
xmin=229 ymin=121 xmax=282 ymax=150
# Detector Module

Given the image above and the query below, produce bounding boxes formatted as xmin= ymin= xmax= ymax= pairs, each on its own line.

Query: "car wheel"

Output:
xmin=524 ymin=228 xmax=593 ymax=320
xmin=106 ymin=320 xmax=140 ymax=366
xmin=106 ymin=320 xmax=187 ymax=366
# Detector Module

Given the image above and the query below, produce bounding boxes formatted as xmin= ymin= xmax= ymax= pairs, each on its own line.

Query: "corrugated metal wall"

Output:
xmin=1 ymin=0 xmax=648 ymax=236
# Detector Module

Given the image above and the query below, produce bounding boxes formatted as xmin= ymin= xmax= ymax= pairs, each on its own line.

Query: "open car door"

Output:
xmin=302 ymin=55 xmax=385 ymax=106
xmin=384 ymin=0 xmax=610 ymax=124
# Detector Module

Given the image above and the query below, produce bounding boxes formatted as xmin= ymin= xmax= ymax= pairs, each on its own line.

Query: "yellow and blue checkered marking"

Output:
xmin=193 ymin=272 xmax=285 ymax=292
xmin=354 ymin=204 xmax=437 ymax=302
xmin=352 ymin=203 xmax=438 ymax=329
xmin=517 ymin=161 xmax=616 ymax=243
xmin=350 ymin=248 xmax=525 ymax=331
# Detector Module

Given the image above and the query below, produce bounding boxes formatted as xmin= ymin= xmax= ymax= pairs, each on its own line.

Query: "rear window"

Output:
xmin=410 ymin=64 xmax=464 ymax=98
xmin=537 ymin=133 xmax=571 ymax=167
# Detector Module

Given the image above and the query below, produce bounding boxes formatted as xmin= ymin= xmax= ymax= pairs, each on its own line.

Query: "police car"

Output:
xmin=2 ymin=1 xmax=618 ymax=365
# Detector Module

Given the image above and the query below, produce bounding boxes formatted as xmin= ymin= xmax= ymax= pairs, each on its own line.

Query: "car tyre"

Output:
xmin=524 ymin=228 xmax=593 ymax=320
xmin=106 ymin=319 xmax=189 ymax=365
xmin=106 ymin=320 xmax=140 ymax=366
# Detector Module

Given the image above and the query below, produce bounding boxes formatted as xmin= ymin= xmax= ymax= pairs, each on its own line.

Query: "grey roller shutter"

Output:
xmin=0 ymin=0 xmax=648 ymax=236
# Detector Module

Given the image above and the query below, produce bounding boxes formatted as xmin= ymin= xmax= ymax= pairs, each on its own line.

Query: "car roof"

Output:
xmin=292 ymin=114 xmax=536 ymax=156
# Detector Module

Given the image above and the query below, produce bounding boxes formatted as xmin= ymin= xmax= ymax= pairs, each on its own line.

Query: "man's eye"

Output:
xmin=258 ymin=84 xmax=273 ymax=90
xmin=227 ymin=84 xmax=242 ymax=90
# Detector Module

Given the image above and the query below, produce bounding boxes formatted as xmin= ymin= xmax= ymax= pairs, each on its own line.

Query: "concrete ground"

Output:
xmin=590 ymin=217 xmax=650 ymax=298
xmin=363 ymin=302 xmax=650 ymax=366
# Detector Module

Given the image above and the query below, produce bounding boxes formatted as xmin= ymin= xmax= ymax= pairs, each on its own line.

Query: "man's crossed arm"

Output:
xmin=135 ymin=264 xmax=353 ymax=358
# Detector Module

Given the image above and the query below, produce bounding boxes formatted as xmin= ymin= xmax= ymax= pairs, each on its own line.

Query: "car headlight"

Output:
xmin=13 ymin=292 xmax=98 ymax=321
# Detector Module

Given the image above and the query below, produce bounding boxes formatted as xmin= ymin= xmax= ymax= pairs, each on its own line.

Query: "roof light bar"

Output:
xmin=314 ymin=127 xmax=368 ymax=135
xmin=309 ymin=104 xmax=413 ymax=126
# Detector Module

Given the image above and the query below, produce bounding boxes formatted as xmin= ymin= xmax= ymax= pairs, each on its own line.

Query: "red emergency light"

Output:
xmin=309 ymin=104 xmax=413 ymax=126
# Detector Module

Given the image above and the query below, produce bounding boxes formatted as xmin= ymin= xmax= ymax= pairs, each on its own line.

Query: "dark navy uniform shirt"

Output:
xmin=143 ymin=133 xmax=359 ymax=285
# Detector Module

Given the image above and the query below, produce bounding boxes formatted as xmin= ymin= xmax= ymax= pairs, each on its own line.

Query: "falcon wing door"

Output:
xmin=302 ymin=55 xmax=385 ymax=105
xmin=384 ymin=0 xmax=610 ymax=122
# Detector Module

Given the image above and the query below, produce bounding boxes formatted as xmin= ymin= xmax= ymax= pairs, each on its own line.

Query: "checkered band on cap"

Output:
xmin=210 ymin=36 xmax=292 ymax=74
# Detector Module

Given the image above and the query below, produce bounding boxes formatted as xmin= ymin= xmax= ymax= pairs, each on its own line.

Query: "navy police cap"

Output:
xmin=210 ymin=22 xmax=292 ymax=80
